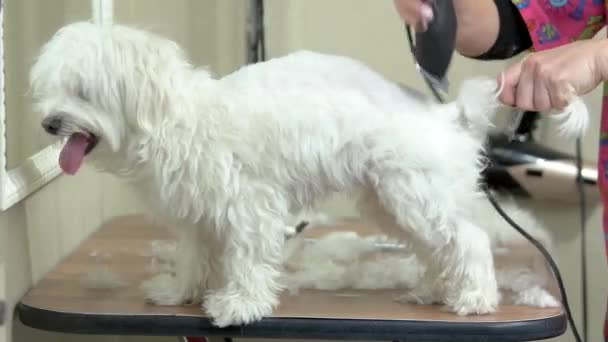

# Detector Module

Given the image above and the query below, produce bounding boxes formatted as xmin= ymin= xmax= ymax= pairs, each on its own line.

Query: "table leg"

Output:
xmin=180 ymin=337 xmax=233 ymax=342
xmin=0 ymin=300 xmax=5 ymax=325
xmin=179 ymin=337 xmax=208 ymax=342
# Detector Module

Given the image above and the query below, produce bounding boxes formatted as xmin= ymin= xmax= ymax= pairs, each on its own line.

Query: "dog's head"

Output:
xmin=29 ymin=21 xmax=192 ymax=175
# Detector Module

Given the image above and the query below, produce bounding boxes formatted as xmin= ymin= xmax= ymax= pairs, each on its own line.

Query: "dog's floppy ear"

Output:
xmin=116 ymin=33 xmax=190 ymax=136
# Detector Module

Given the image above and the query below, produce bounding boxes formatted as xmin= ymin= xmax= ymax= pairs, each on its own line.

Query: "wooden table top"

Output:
xmin=17 ymin=215 xmax=566 ymax=341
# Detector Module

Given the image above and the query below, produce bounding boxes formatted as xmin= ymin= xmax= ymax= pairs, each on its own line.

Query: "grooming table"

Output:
xmin=17 ymin=215 xmax=566 ymax=341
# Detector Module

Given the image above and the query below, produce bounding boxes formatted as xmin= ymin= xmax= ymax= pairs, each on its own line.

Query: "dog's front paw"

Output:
xmin=141 ymin=273 xmax=200 ymax=306
xmin=443 ymin=251 xmax=499 ymax=315
xmin=204 ymin=290 xmax=276 ymax=327
xmin=444 ymin=289 xmax=499 ymax=315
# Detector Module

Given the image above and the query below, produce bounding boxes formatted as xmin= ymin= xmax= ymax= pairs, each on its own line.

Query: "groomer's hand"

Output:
xmin=499 ymin=39 xmax=608 ymax=112
xmin=393 ymin=0 xmax=500 ymax=57
xmin=393 ymin=0 xmax=434 ymax=31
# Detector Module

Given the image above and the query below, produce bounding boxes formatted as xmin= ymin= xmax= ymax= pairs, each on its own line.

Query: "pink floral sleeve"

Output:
xmin=511 ymin=0 xmax=605 ymax=50
xmin=509 ymin=2 xmax=608 ymax=341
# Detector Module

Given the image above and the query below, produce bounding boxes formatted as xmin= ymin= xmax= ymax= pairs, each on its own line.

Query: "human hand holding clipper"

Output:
xmin=396 ymin=0 xmax=501 ymax=93
xmin=394 ymin=0 xmax=501 ymax=57
xmin=400 ymin=0 xmax=457 ymax=95
xmin=393 ymin=0 xmax=435 ymax=32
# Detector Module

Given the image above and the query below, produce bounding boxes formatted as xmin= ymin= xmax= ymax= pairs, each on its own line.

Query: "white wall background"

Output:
xmin=4 ymin=0 xmax=92 ymax=169
xmin=2 ymin=1 xmax=607 ymax=342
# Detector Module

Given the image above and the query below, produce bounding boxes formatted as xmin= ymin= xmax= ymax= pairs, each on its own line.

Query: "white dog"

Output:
xmin=29 ymin=21 xmax=584 ymax=327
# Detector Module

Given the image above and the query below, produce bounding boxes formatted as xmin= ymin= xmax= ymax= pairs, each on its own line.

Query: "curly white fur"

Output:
xmin=551 ymin=96 xmax=589 ymax=139
xmin=30 ymin=22 xmax=576 ymax=327
xmin=549 ymin=84 xmax=589 ymax=139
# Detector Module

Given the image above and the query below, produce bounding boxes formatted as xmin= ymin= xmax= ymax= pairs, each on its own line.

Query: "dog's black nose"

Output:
xmin=41 ymin=116 xmax=62 ymax=135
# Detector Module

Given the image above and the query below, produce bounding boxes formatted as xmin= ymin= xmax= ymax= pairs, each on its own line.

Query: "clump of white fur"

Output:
xmin=550 ymin=96 xmax=589 ymax=139
xmin=81 ymin=265 xmax=128 ymax=289
xmin=281 ymin=196 xmax=559 ymax=308
xmin=30 ymin=22 xmax=575 ymax=327
xmin=80 ymin=251 xmax=129 ymax=289
xmin=282 ymin=232 xmax=421 ymax=293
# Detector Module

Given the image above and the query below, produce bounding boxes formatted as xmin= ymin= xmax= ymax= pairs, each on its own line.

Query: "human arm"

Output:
xmin=452 ymin=0 xmax=500 ymax=57
xmin=392 ymin=0 xmax=530 ymax=58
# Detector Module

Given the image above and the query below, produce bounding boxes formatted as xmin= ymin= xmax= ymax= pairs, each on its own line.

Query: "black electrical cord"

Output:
xmin=485 ymin=185 xmax=582 ymax=342
xmin=575 ymin=137 xmax=588 ymax=342
xmin=404 ymin=24 xmax=583 ymax=342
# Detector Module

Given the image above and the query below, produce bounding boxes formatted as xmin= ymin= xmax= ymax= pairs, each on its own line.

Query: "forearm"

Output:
xmin=597 ymin=39 xmax=608 ymax=80
xmin=453 ymin=0 xmax=500 ymax=57
xmin=393 ymin=0 xmax=531 ymax=59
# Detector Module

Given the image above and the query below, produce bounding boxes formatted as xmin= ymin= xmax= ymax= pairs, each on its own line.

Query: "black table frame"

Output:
xmin=17 ymin=303 xmax=567 ymax=342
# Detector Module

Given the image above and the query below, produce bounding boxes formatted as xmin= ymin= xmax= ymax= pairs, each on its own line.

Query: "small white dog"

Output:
xmin=29 ymin=21 xmax=583 ymax=327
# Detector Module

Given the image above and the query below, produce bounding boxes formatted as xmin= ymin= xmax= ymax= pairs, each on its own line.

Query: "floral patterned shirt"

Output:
xmin=510 ymin=0 xmax=607 ymax=340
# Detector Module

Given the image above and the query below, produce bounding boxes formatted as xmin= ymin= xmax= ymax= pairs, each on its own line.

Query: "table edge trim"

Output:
xmin=16 ymin=302 xmax=567 ymax=340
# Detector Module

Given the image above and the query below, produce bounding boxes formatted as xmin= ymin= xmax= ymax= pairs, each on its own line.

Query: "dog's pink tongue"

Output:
xmin=59 ymin=133 xmax=89 ymax=175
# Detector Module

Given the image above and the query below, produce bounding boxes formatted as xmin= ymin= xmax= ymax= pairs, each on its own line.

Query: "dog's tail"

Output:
xmin=446 ymin=76 xmax=502 ymax=141
xmin=547 ymin=85 xmax=589 ymax=140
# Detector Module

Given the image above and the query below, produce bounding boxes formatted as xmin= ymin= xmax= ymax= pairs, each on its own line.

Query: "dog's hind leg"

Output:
xmin=203 ymin=192 xmax=287 ymax=327
xmin=362 ymin=170 xmax=499 ymax=315
xmin=357 ymin=188 xmax=439 ymax=305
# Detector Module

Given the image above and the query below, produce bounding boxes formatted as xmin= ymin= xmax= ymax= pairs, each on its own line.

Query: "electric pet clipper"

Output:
xmin=410 ymin=0 xmax=457 ymax=93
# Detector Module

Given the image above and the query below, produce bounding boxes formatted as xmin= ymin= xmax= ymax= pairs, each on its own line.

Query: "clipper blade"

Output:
xmin=416 ymin=63 xmax=449 ymax=93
